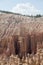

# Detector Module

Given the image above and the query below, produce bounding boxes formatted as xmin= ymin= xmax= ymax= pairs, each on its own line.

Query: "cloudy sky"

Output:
xmin=0 ymin=0 xmax=43 ymax=15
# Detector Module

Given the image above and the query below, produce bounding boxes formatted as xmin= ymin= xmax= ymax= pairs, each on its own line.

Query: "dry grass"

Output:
xmin=0 ymin=49 xmax=43 ymax=65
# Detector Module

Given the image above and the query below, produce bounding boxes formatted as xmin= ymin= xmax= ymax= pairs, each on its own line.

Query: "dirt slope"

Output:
xmin=0 ymin=13 xmax=43 ymax=40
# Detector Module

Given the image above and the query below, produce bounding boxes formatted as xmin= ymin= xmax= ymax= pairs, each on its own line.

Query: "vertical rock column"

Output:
xmin=31 ymin=34 xmax=37 ymax=54
xmin=18 ymin=36 xmax=24 ymax=58
xmin=7 ymin=36 xmax=15 ymax=55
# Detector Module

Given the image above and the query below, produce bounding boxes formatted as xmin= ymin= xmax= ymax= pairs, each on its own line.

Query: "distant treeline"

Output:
xmin=0 ymin=10 xmax=42 ymax=17
xmin=34 ymin=14 xmax=42 ymax=18
xmin=0 ymin=10 xmax=21 ymax=15
xmin=24 ymin=14 xmax=42 ymax=18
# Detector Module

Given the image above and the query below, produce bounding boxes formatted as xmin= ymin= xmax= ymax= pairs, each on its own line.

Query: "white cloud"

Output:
xmin=11 ymin=3 xmax=41 ymax=15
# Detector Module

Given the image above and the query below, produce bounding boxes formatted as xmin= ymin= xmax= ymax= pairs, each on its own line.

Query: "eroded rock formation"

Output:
xmin=0 ymin=13 xmax=43 ymax=58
